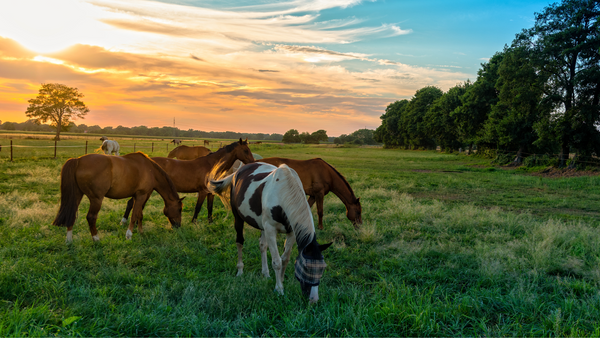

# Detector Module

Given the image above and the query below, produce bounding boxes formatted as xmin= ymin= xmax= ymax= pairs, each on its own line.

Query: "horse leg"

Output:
xmin=280 ymin=231 xmax=297 ymax=281
xmin=259 ymin=231 xmax=270 ymax=277
xmin=65 ymin=192 xmax=84 ymax=244
xmin=121 ymin=197 xmax=134 ymax=225
xmin=264 ymin=225 xmax=284 ymax=295
xmin=315 ymin=193 xmax=325 ymax=230
xmin=234 ymin=212 xmax=245 ymax=276
xmin=127 ymin=194 xmax=149 ymax=239
xmin=206 ymin=193 xmax=214 ymax=223
xmin=86 ymin=197 xmax=104 ymax=242
xmin=192 ymin=191 xmax=208 ymax=223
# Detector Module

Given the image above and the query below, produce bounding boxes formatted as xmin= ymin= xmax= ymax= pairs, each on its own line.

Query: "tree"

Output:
xmin=374 ymin=100 xmax=409 ymax=147
xmin=425 ymin=82 xmax=471 ymax=152
xmin=25 ymin=83 xmax=89 ymax=140
xmin=282 ymin=129 xmax=301 ymax=143
xmin=311 ymin=130 xmax=328 ymax=143
xmin=403 ymin=86 xmax=443 ymax=149
xmin=516 ymin=0 xmax=600 ymax=165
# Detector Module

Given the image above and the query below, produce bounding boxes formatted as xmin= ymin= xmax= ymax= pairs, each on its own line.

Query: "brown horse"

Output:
xmin=53 ymin=153 xmax=184 ymax=243
xmin=121 ymin=139 xmax=255 ymax=224
xmin=258 ymin=157 xmax=362 ymax=229
xmin=168 ymin=145 xmax=211 ymax=160
xmin=203 ymin=140 xmax=210 ymax=147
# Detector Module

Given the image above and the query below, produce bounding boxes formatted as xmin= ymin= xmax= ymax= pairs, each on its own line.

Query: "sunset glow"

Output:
xmin=0 ymin=0 xmax=554 ymax=135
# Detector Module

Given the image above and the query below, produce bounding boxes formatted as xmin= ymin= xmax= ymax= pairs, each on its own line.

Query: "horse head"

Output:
xmin=164 ymin=197 xmax=185 ymax=228
xmin=295 ymin=240 xmax=333 ymax=303
xmin=347 ymin=197 xmax=362 ymax=229
xmin=234 ymin=138 xmax=255 ymax=164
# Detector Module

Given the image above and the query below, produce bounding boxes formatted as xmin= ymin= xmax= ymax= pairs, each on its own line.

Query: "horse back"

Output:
xmin=259 ymin=157 xmax=332 ymax=194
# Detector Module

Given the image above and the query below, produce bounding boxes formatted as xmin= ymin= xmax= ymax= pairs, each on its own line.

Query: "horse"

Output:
xmin=203 ymin=140 xmax=210 ymax=147
xmin=208 ymin=162 xmax=332 ymax=303
xmin=100 ymin=140 xmax=120 ymax=155
xmin=99 ymin=136 xmax=109 ymax=141
xmin=259 ymin=157 xmax=362 ymax=229
xmin=52 ymin=152 xmax=183 ymax=243
xmin=121 ymin=138 xmax=255 ymax=224
xmin=171 ymin=139 xmax=182 ymax=145
xmin=167 ymin=145 xmax=210 ymax=160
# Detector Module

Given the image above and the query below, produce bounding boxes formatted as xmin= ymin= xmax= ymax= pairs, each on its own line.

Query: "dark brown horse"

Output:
xmin=203 ymin=140 xmax=210 ymax=147
xmin=122 ymin=139 xmax=255 ymax=224
xmin=259 ymin=157 xmax=362 ymax=229
xmin=53 ymin=152 xmax=183 ymax=243
xmin=167 ymin=145 xmax=211 ymax=160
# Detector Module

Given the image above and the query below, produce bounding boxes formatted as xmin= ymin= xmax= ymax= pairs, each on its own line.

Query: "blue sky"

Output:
xmin=0 ymin=0 xmax=555 ymax=135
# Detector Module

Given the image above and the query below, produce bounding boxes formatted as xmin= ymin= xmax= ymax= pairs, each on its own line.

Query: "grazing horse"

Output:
xmin=203 ymin=140 xmax=210 ymax=147
xmin=100 ymin=140 xmax=120 ymax=155
xmin=121 ymin=138 xmax=255 ymax=224
xmin=99 ymin=136 xmax=109 ymax=141
xmin=53 ymin=153 xmax=183 ymax=242
xmin=259 ymin=157 xmax=362 ymax=229
xmin=167 ymin=145 xmax=211 ymax=160
xmin=171 ymin=139 xmax=182 ymax=146
xmin=208 ymin=162 xmax=332 ymax=303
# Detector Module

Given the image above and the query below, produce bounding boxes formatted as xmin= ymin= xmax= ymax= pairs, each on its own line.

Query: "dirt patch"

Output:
xmin=531 ymin=167 xmax=600 ymax=178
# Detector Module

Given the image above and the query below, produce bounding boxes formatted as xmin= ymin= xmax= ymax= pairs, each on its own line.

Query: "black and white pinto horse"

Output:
xmin=208 ymin=162 xmax=332 ymax=303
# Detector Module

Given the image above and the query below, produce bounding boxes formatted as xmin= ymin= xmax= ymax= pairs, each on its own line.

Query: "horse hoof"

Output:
xmin=274 ymin=288 xmax=284 ymax=295
xmin=120 ymin=218 xmax=128 ymax=226
xmin=126 ymin=230 xmax=132 ymax=240
xmin=92 ymin=235 xmax=100 ymax=242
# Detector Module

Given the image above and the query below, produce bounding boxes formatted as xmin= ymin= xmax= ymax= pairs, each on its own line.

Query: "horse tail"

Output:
xmin=52 ymin=158 xmax=82 ymax=227
xmin=207 ymin=173 xmax=234 ymax=207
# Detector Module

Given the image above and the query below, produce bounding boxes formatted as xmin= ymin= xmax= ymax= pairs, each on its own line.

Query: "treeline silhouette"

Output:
xmin=0 ymin=120 xmax=284 ymax=141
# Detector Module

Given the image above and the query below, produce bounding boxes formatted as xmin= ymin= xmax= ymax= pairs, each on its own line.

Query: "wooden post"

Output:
xmin=54 ymin=140 xmax=57 ymax=158
xmin=152 ymin=142 xmax=154 ymax=153
xmin=85 ymin=140 xmax=88 ymax=154
xmin=10 ymin=140 xmax=13 ymax=162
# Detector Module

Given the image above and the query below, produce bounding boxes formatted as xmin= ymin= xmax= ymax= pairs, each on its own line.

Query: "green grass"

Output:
xmin=1 ymin=146 xmax=600 ymax=336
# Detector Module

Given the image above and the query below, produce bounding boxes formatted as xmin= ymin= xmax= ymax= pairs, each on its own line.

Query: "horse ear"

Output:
xmin=238 ymin=138 xmax=243 ymax=144
xmin=179 ymin=197 xmax=185 ymax=202
xmin=319 ymin=242 xmax=333 ymax=252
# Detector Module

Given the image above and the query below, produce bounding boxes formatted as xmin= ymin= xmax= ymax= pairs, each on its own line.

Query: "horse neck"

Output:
xmin=327 ymin=166 xmax=357 ymax=206
xmin=152 ymin=168 xmax=179 ymax=204
xmin=208 ymin=147 xmax=239 ymax=174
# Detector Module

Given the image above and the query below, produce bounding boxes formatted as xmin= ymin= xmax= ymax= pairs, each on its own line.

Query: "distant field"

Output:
xmin=1 ymin=145 xmax=599 ymax=336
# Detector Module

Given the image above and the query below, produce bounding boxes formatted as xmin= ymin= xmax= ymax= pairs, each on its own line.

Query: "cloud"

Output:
xmin=0 ymin=36 xmax=36 ymax=59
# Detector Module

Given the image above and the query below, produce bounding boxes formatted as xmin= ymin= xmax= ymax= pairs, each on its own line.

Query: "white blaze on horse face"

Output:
xmin=309 ymin=285 xmax=319 ymax=303
xmin=66 ymin=230 xmax=73 ymax=243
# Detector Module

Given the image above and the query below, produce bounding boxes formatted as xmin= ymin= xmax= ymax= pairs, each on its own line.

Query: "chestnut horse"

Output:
xmin=167 ymin=145 xmax=211 ymax=160
xmin=259 ymin=157 xmax=362 ymax=229
xmin=203 ymin=140 xmax=210 ymax=147
xmin=121 ymin=139 xmax=255 ymax=224
xmin=208 ymin=162 xmax=332 ymax=303
xmin=53 ymin=153 xmax=183 ymax=243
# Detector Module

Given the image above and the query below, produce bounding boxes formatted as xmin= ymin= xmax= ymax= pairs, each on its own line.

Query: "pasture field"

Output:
xmin=1 ymin=145 xmax=600 ymax=336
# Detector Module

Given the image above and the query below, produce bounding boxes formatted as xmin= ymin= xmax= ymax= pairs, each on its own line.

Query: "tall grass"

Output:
xmin=0 ymin=147 xmax=599 ymax=336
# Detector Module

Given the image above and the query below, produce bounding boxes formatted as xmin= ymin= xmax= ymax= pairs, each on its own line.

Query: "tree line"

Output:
xmin=374 ymin=0 xmax=599 ymax=167
xmin=0 ymin=120 xmax=284 ymax=141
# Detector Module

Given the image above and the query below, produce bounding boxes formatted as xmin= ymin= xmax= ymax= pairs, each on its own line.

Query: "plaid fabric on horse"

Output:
xmin=295 ymin=251 xmax=327 ymax=286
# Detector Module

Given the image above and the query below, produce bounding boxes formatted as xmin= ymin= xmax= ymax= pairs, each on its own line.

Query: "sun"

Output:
xmin=0 ymin=0 xmax=103 ymax=54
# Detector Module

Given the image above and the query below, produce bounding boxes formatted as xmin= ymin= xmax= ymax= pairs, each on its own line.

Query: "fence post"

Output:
xmin=54 ymin=140 xmax=57 ymax=159
xmin=152 ymin=142 xmax=154 ymax=153
xmin=10 ymin=140 xmax=13 ymax=162
xmin=85 ymin=140 xmax=88 ymax=154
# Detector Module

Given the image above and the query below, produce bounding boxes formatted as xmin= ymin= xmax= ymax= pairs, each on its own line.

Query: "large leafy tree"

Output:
xmin=517 ymin=0 xmax=600 ymax=165
xmin=282 ymin=129 xmax=301 ymax=143
xmin=452 ymin=52 xmax=504 ymax=154
xmin=482 ymin=46 xmax=551 ymax=163
xmin=25 ymin=83 xmax=89 ymax=141
xmin=403 ymin=86 xmax=443 ymax=150
xmin=374 ymin=100 xmax=409 ymax=148
xmin=425 ymin=81 xmax=471 ymax=152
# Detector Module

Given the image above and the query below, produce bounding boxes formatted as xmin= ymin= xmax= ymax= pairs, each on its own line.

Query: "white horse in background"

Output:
xmin=101 ymin=140 xmax=120 ymax=155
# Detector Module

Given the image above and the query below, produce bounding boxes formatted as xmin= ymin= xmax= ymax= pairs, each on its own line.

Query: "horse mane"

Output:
xmin=318 ymin=158 xmax=357 ymax=201
xmin=274 ymin=164 xmax=315 ymax=251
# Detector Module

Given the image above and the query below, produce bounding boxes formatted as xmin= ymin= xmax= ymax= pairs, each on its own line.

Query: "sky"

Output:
xmin=0 ymin=0 xmax=555 ymax=136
